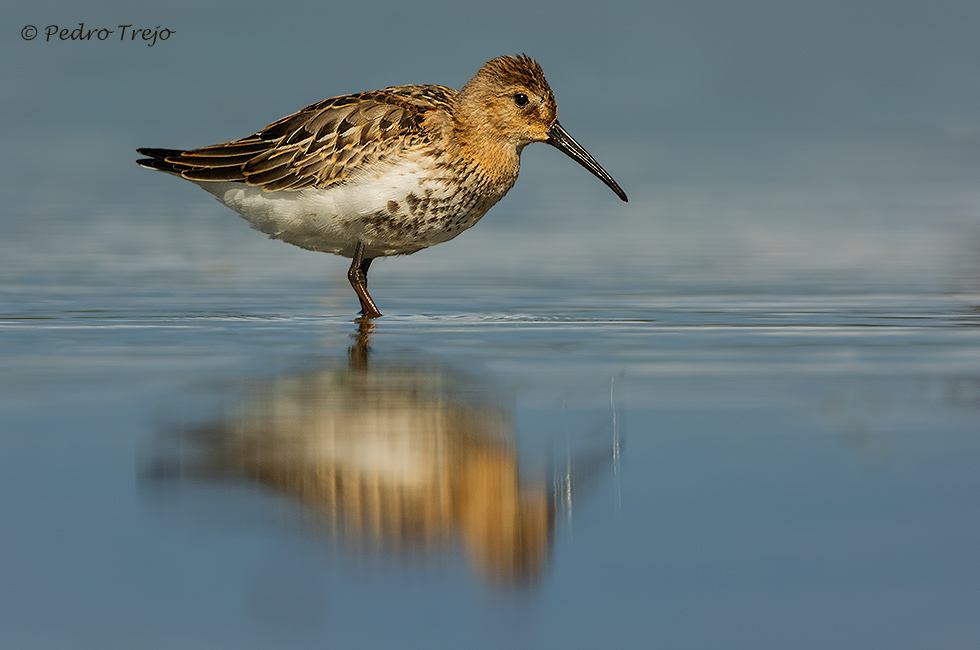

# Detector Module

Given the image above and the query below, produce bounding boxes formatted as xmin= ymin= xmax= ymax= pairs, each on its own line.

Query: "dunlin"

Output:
xmin=137 ymin=55 xmax=627 ymax=317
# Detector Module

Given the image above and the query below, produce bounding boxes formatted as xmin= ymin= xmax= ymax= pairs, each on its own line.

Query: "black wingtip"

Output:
xmin=136 ymin=157 xmax=179 ymax=173
xmin=136 ymin=147 xmax=185 ymax=173
xmin=136 ymin=147 xmax=183 ymax=159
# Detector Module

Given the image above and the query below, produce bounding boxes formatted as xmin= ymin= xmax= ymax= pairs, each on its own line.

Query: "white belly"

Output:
xmin=194 ymin=154 xmax=505 ymax=258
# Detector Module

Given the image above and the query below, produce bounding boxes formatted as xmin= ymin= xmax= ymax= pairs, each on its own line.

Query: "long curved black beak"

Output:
xmin=546 ymin=121 xmax=628 ymax=202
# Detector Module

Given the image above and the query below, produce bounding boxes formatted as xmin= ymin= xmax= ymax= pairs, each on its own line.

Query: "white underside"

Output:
xmin=193 ymin=154 xmax=478 ymax=258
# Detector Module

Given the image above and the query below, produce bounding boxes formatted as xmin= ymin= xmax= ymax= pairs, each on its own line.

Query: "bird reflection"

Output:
xmin=149 ymin=320 xmax=577 ymax=584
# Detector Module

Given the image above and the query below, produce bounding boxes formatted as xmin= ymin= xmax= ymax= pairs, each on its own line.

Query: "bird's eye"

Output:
xmin=512 ymin=93 xmax=529 ymax=107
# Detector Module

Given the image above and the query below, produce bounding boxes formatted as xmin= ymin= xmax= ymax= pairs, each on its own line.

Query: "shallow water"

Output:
xmin=3 ymin=173 xmax=980 ymax=648
xmin=5 ymin=1 xmax=980 ymax=645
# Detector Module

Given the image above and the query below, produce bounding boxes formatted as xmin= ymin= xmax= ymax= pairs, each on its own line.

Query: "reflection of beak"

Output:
xmin=547 ymin=121 xmax=628 ymax=202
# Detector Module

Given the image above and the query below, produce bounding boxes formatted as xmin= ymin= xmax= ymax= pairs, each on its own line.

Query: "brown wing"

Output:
xmin=137 ymin=85 xmax=457 ymax=191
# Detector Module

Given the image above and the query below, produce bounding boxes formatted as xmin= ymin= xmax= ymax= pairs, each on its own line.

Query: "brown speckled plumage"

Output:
xmin=141 ymin=85 xmax=457 ymax=190
xmin=137 ymin=55 xmax=626 ymax=317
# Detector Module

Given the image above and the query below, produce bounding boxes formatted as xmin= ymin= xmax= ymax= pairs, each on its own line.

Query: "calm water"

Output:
xmin=4 ymin=1 xmax=980 ymax=648
xmin=3 ymin=175 xmax=979 ymax=649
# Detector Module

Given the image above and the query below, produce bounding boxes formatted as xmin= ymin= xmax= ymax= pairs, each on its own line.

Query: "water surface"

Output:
xmin=3 ymin=1 xmax=980 ymax=647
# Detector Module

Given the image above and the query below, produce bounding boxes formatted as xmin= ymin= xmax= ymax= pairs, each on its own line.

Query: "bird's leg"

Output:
xmin=348 ymin=241 xmax=382 ymax=318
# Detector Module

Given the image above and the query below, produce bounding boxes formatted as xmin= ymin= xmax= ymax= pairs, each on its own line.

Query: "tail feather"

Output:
xmin=136 ymin=148 xmax=189 ymax=175
xmin=136 ymin=146 xmax=252 ymax=182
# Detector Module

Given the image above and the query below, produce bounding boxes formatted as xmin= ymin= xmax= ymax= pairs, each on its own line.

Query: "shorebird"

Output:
xmin=137 ymin=54 xmax=627 ymax=317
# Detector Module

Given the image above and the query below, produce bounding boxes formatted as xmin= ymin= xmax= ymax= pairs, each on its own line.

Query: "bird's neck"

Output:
xmin=450 ymin=121 xmax=521 ymax=191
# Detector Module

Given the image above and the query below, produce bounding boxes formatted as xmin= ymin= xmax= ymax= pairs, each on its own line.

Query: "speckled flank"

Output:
xmin=137 ymin=54 xmax=626 ymax=316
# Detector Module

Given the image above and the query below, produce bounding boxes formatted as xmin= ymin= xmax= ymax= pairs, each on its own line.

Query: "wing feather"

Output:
xmin=139 ymin=85 xmax=458 ymax=191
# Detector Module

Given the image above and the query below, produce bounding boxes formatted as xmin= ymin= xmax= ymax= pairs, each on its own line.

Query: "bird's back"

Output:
xmin=137 ymin=84 xmax=459 ymax=191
